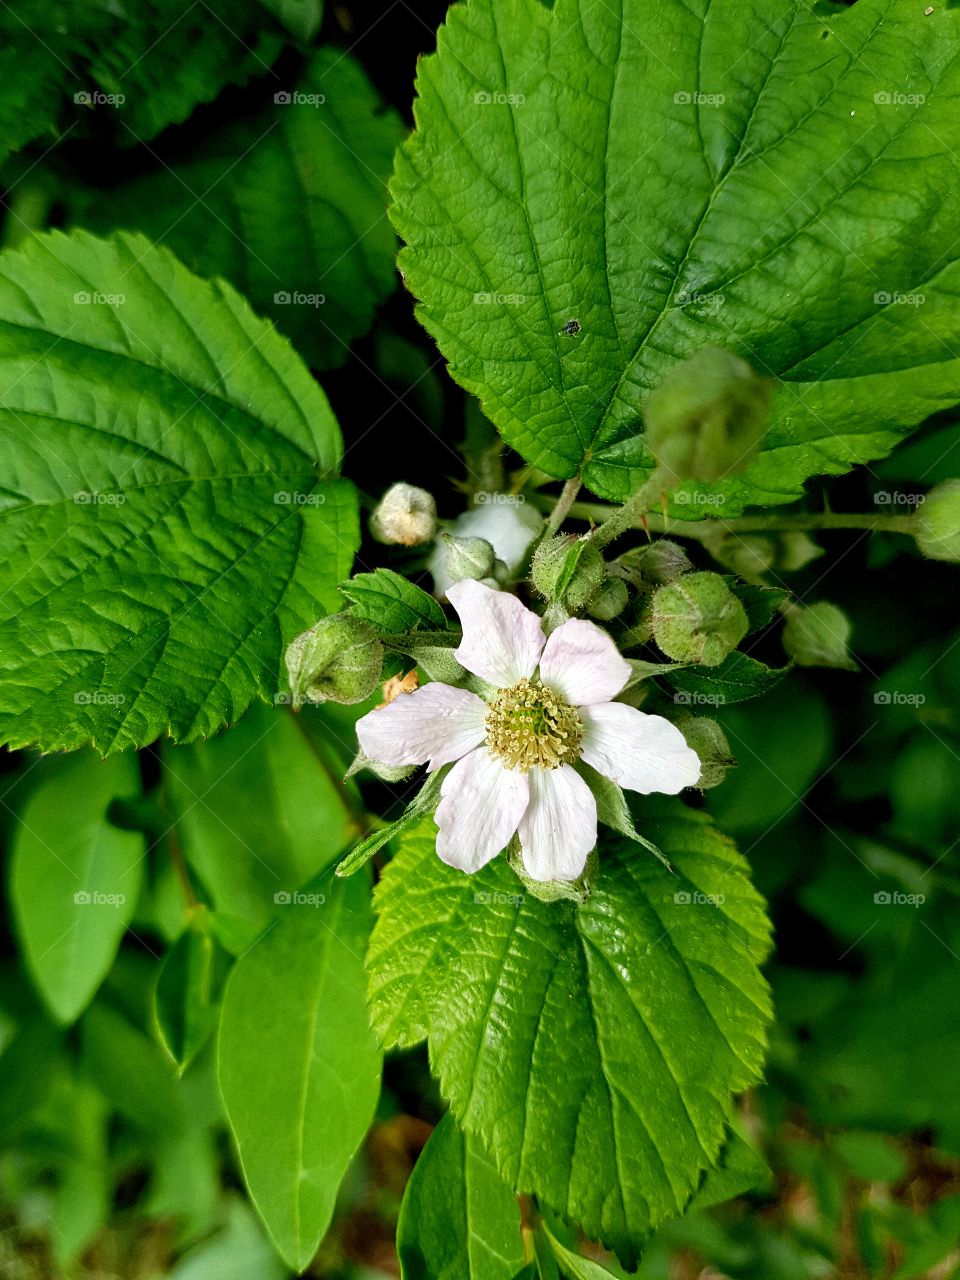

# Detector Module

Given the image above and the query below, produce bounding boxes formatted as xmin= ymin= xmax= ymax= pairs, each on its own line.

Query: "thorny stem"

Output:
xmin=586 ymin=469 xmax=668 ymax=549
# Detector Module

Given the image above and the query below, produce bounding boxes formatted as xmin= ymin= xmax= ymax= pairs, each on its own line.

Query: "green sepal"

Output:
xmin=575 ymin=763 xmax=672 ymax=871
xmin=335 ymin=768 xmax=447 ymax=877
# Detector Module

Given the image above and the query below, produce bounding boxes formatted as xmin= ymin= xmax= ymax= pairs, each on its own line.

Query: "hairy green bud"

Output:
xmin=644 ymin=347 xmax=774 ymax=484
xmin=650 ymin=571 xmax=748 ymax=666
xmin=781 ymin=601 xmax=857 ymax=671
xmin=588 ymin=577 xmax=629 ymax=621
xmin=676 ymin=715 xmax=735 ymax=790
xmin=285 ymin=614 xmax=384 ymax=707
xmin=620 ymin=538 xmax=692 ymax=589
xmin=531 ymin=535 xmax=605 ymax=610
xmin=440 ymin=533 xmax=497 ymax=584
xmin=915 ymin=481 xmax=960 ymax=563
xmin=369 ymin=482 xmax=437 ymax=546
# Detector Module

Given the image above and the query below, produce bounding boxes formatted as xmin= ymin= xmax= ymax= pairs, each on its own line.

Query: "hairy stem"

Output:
xmin=542 ymin=475 xmax=583 ymax=538
xmin=535 ymin=496 xmax=918 ymax=539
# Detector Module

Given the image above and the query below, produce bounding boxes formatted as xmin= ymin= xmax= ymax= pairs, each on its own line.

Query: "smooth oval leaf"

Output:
xmin=218 ymin=870 xmax=383 ymax=1271
xmin=397 ymin=1113 xmax=526 ymax=1280
xmin=11 ymin=752 xmax=144 ymax=1025
xmin=392 ymin=0 xmax=960 ymax=507
xmin=0 ymin=229 xmax=358 ymax=754
xmin=368 ymin=805 xmax=772 ymax=1261
xmin=154 ymin=925 xmax=230 ymax=1074
xmin=165 ymin=703 xmax=359 ymax=932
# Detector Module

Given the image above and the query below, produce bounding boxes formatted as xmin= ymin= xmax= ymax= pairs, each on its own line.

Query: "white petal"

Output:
xmin=448 ymin=579 xmax=545 ymax=689
xmin=538 ymin=618 xmax=631 ymax=705
xmin=435 ymin=747 xmax=529 ymax=874
xmin=518 ymin=765 xmax=597 ymax=882
xmin=356 ymin=683 xmax=487 ymax=771
xmin=580 ymin=703 xmax=701 ymax=794
xmin=429 ymin=500 xmax=543 ymax=598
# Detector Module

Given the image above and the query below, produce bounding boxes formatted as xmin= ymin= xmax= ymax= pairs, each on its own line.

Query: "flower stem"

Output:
xmin=537 ymin=497 xmax=918 ymax=540
xmin=587 ymin=469 xmax=667 ymax=549
xmin=542 ymin=475 xmax=582 ymax=538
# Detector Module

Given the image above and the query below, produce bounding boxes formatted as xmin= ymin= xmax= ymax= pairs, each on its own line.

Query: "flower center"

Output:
xmin=485 ymin=677 xmax=582 ymax=771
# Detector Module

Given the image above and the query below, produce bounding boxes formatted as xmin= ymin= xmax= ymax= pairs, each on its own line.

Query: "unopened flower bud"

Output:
xmin=285 ymin=614 xmax=384 ymax=706
xmin=676 ymin=715 xmax=735 ymax=790
xmin=588 ymin=577 xmax=629 ymax=621
xmin=623 ymin=539 xmax=692 ymax=589
xmin=915 ymin=481 xmax=960 ymax=562
xmin=440 ymin=533 xmax=496 ymax=584
xmin=710 ymin=534 xmax=777 ymax=580
xmin=369 ymin=482 xmax=437 ymax=546
xmin=651 ymin=571 xmax=748 ymax=666
xmin=781 ymin=601 xmax=857 ymax=671
xmin=531 ymin=535 xmax=605 ymax=610
xmin=644 ymin=347 xmax=774 ymax=484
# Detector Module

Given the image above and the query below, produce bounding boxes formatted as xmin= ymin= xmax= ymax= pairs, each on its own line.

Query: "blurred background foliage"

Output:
xmin=1 ymin=0 xmax=959 ymax=1276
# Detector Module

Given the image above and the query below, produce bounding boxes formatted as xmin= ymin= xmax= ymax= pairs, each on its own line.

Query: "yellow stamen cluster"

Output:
xmin=485 ymin=677 xmax=582 ymax=771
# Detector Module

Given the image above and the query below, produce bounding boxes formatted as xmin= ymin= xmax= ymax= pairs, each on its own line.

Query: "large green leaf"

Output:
xmin=368 ymin=805 xmax=772 ymax=1260
xmin=397 ymin=1113 xmax=526 ymax=1280
xmin=81 ymin=0 xmax=283 ymax=143
xmin=391 ymin=0 xmax=960 ymax=508
xmin=218 ymin=869 xmax=382 ymax=1271
xmin=0 ymin=229 xmax=358 ymax=754
xmin=164 ymin=703 xmax=358 ymax=932
xmin=70 ymin=50 xmax=404 ymax=370
xmin=10 ymin=753 xmax=144 ymax=1025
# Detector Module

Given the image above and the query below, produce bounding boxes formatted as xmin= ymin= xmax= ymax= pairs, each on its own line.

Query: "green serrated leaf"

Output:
xmin=392 ymin=0 xmax=960 ymax=509
xmin=341 ymin=567 xmax=447 ymax=634
xmin=0 ymin=228 xmax=358 ymax=754
xmin=218 ymin=870 xmax=382 ymax=1271
xmin=367 ymin=806 xmax=772 ymax=1260
xmin=397 ymin=1113 xmax=526 ymax=1280
xmin=84 ymin=0 xmax=283 ymax=143
xmin=667 ymin=652 xmax=791 ymax=706
xmin=68 ymin=49 xmax=404 ymax=371
xmin=730 ymin=582 xmax=789 ymax=634
xmin=11 ymin=753 xmax=144 ymax=1025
